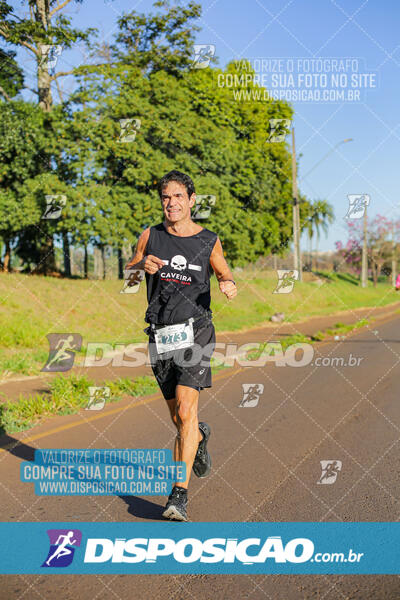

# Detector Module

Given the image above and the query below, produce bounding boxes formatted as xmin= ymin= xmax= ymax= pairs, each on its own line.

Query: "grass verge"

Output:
xmin=0 ymin=270 xmax=398 ymax=376
xmin=245 ymin=318 xmax=372 ymax=362
xmin=0 ymin=374 xmax=159 ymax=434
xmin=0 ymin=315 xmax=377 ymax=434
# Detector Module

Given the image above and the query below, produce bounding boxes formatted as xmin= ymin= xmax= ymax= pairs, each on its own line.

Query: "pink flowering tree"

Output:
xmin=336 ymin=215 xmax=400 ymax=286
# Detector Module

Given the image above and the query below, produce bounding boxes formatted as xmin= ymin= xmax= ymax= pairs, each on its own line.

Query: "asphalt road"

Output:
xmin=1 ymin=314 xmax=399 ymax=599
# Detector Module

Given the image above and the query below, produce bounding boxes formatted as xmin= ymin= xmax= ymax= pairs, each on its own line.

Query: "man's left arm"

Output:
xmin=210 ymin=237 xmax=237 ymax=300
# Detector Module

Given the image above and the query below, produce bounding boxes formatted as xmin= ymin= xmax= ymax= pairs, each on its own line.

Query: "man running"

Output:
xmin=126 ymin=170 xmax=237 ymax=521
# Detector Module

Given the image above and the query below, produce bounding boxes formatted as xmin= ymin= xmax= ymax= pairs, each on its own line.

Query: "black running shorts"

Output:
xmin=147 ymin=321 xmax=216 ymax=400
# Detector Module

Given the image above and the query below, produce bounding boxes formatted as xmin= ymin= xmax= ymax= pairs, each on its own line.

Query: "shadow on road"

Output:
xmin=0 ymin=433 xmax=35 ymax=461
xmin=119 ymin=495 xmax=168 ymax=521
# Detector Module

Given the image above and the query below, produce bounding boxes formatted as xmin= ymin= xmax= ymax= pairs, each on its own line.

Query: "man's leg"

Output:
xmin=166 ymin=387 xmax=202 ymax=488
xmin=162 ymin=386 xmax=202 ymax=521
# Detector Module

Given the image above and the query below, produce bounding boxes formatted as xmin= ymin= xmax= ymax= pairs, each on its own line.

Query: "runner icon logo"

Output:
xmin=344 ymin=194 xmax=370 ymax=220
xmin=42 ymin=529 xmax=82 ymax=568
xmin=273 ymin=270 xmax=299 ymax=294
xmin=317 ymin=460 xmax=342 ymax=484
xmin=268 ymin=118 xmax=291 ymax=143
xmin=192 ymin=44 xmax=215 ymax=69
xmin=41 ymin=333 xmax=82 ymax=372
xmin=86 ymin=386 xmax=110 ymax=411
xmin=239 ymin=383 xmax=264 ymax=407
xmin=192 ymin=194 xmax=216 ymax=220
xmin=117 ymin=118 xmax=141 ymax=143
xmin=42 ymin=194 xmax=66 ymax=220
xmin=40 ymin=45 xmax=62 ymax=74
xmin=121 ymin=269 xmax=145 ymax=294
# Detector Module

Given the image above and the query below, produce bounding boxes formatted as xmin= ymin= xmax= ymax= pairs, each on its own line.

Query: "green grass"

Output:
xmin=245 ymin=318 xmax=374 ymax=366
xmin=325 ymin=318 xmax=370 ymax=337
xmin=0 ymin=363 xmax=230 ymax=433
xmin=0 ymin=269 xmax=398 ymax=375
xmin=245 ymin=333 xmax=311 ymax=362
xmin=0 ymin=374 xmax=159 ymax=434
xmin=311 ymin=330 xmax=326 ymax=341
xmin=0 ymin=311 xmax=380 ymax=433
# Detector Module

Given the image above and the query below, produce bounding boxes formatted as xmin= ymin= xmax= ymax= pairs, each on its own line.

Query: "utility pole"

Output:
xmin=361 ymin=204 xmax=368 ymax=288
xmin=392 ymin=222 xmax=397 ymax=288
xmin=291 ymin=128 xmax=302 ymax=280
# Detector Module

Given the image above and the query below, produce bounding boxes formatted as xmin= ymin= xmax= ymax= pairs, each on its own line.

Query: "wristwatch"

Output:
xmin=224 ymin=279 xmax=236 ymax=285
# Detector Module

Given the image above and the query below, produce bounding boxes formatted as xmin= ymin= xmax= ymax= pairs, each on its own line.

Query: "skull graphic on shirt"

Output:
xmin=170 ymin=255 xmax=187 ymax=271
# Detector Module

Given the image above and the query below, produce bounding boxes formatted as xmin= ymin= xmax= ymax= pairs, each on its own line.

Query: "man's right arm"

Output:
xmin=125 ymin=228 xmax=164 ymax=274
xmin=125 ymin=228 xmax=151 ymax=271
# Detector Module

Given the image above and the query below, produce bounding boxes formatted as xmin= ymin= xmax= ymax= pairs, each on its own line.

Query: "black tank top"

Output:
xmin=144 ymin=223 xmax=218 ymax=325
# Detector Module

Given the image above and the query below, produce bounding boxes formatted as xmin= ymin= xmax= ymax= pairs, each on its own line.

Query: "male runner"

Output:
xmin=126 ymin=170 xmax=237 ymax=521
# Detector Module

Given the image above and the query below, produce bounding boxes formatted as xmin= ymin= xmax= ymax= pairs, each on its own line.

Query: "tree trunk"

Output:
xmin=35 ymin=1 xmax=53 ymax=113
xmin=371 ymin=264 xmax=377 ymax=287
xmin=314 ymin=237 xmax=319 ymax=271
xmin=118 ymin=247 xmax=124 ymax=279
xmin=84 ymin=244 xmax=88 ymax=279
xmin=376 ymin=263 xmax=382 ymax=281
xmin=62 ymin=231 xmax=71 ymax=277
xmin=3 ymin=238 xmax=11 ymax=272
xmin=37 ymin=49 xmax=53 ymax=112
xmin=101 ymin=245 xmax=106 ymax=279
xmin=37 ymin=234 xmax=56 ymax=275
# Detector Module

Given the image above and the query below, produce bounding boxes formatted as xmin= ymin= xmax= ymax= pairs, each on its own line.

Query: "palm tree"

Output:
xmin=309 ymin=200 xmax=335 ymax=270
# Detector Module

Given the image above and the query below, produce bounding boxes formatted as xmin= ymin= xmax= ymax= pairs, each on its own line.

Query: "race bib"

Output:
xmin=154 ymin=321 xmax=194 ymax=355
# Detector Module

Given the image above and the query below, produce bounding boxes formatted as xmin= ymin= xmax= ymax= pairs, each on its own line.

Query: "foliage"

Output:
xmin=0 ymin=47 xmax=24 ymax=98
xmin=0 ymin=0 xmax=311 ymax=271
xmin=336 ymin=215 xmax=400 ymax=285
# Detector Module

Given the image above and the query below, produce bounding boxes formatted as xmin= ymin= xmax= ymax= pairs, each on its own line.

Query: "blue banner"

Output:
xmin=0 ymin=522 xmax=397 ymax=574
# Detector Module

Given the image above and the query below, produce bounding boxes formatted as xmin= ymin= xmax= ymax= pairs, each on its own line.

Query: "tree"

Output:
xmin=0 ymin=47 xmax=24 ymax=100
xmin=303 ymin=199 xmax=334 ymax=270
xmin=0 ymin=101 xmax=50 ymax=271
xmin=367 ymin=215 xmax=396 ymax=285
xmin=66 ymin=52 xmax=296 ymax=268
xmin=0 ymin=0 xmax=95 ymax=111
xmin=0 ymin=0 xmax=96 ymax=272
xmin=0 ymin=0 xmax=309 ymax=275
xmin=112 ymin=0 xmax=201 ymax=74
xmin=336 ymin=215 xmax=399 ymax=286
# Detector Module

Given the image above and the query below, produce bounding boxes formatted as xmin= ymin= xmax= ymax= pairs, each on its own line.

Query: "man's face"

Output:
xmin=160 ymin=181 xmax=195 ymax=223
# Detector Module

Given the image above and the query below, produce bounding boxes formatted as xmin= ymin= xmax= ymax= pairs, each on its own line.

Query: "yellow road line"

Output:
xmin=0 ymin=367 xmax=244 ymax=452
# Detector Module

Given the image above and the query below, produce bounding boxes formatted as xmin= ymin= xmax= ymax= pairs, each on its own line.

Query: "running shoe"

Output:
xmin=192 ymin=422 xmax=211 ymax=478
xmin=162 ymin=486 xmax=188 ymax=521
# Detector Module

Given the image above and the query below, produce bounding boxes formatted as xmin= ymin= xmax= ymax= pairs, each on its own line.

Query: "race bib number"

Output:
xmin=154 ymin=321 xmax=194 ymax=355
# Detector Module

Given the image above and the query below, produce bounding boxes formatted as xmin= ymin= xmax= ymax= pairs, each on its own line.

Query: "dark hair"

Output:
xmin=158 ymin=170 xmax=195 ymax=199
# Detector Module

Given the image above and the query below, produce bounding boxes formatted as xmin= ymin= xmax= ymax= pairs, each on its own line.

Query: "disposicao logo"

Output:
xmin=42 ymin=529 xmax=82 ymax=567
xmin=83 ymin=536 xmax=314 ymax=564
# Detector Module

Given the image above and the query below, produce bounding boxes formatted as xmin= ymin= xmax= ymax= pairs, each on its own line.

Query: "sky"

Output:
xmin=10 ymin=0 xmax=400 ymax=251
